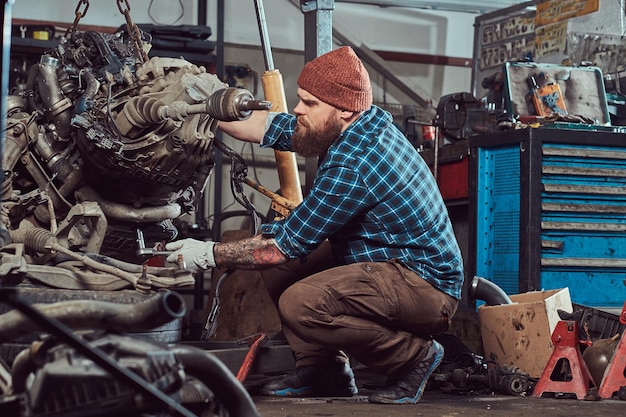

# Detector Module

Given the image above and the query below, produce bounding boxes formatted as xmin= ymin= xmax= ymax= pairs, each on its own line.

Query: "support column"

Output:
xmin=300 ymin=0 xmax=334 ymax=192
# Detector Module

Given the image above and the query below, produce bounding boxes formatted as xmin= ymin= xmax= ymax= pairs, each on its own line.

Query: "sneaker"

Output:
xmin=368 ymin=340 xmax=444 ymax=404
xmin=260 ymin=362 xmax=358 ymax=397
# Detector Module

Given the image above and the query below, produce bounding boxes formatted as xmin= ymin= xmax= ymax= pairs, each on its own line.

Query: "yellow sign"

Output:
xmin=536 ymin=0 xmax=599 ymax=26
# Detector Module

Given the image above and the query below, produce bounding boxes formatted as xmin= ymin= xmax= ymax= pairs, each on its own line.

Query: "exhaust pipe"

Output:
xmin=469 ymin=276 xmax=513 ymax=306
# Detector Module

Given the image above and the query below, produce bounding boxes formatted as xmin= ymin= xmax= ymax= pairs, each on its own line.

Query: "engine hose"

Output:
xmin=10 ymin=228 xmax=142 ymax=289
xmin=75 ymin=186 xmax=182 ymax=222
xmin=0 ymin=290 xmax=186 ymax=344
xmin=84 ymin=31 xmax=124 ymax=78
xmin=171 ymin=344 xmax=262 ymax=417
xmin=75 ymin=70 xmax=99 ymax=114
xmin=42 ymin=251 xmax=182 ymax=279
xmin=10 ymin=342 xmax=42 ymax=394
xmin=469 ymin=276 xmax=513 ymax=306
xmin=22 ymin=63 xmax=39 ymax=113
xmin=24 ymin=63 xmax=38 ymax=92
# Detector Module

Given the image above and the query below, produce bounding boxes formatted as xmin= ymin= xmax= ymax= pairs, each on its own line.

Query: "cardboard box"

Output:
xmin=478 ymin=288 xmax=573 ymax=378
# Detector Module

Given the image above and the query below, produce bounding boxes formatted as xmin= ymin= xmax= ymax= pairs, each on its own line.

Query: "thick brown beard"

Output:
xmin=292 ymin=117 xmax=343 ymax=158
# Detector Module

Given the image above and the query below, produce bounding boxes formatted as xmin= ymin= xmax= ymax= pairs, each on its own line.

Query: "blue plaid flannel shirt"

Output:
xmin=258 ymin=105 xmax=463 ymax=299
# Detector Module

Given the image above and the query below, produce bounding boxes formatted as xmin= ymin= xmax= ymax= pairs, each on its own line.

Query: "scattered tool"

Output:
xmin=136 ymin=248 xmax=173 ymax=257
xmin=236 ymin=333 xmax=268 ymax=383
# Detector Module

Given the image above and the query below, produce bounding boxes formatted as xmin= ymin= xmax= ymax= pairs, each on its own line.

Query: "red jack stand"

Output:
xmin=597 ymin=301 xmax=626 ymax=399
xmin=532 ymin=320 xmax=595 ymax=399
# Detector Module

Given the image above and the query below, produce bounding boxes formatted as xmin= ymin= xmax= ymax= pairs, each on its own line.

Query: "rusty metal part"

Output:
xmin=117 ymin=0 xmax=148 ymax=62
xmin=54 ymin=201 xmax=108 ymax=254
xmin=75 ymin=187 xmax=183 ymax=223
xmin=10 ymin=227 xmax=141 ymax=289
xmin=6 ymin=228 xmax=191 ymax=291
xmin=243 ymin=177 xmax=298 ymax=218
xmin=64 ymin=0 xmax=89 ymax=37
xmin=121 ymin=87 xmax=271 ymax=124
xmin=434 ymin=364 xmax=534 ymax=396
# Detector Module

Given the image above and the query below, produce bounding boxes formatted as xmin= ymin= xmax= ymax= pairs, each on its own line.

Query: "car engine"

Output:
xmin=4 ymin=26 xmax=223 ymax=260
xmin=1 ymin=10 xmax=273 ymax=291
xmin=1 ymin=4 xmax=271 ymax=415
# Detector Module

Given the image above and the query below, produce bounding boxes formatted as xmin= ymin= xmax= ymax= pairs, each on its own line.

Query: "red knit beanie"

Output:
xmin=297 ymin=46 xmax=373 ymax=112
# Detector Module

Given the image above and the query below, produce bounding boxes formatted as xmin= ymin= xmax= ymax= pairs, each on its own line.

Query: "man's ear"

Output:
xmin=340 ymin=110 xmax=360 ymax=122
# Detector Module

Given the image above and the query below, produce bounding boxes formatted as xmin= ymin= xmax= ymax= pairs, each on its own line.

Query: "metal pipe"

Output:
xmin=469 ymin=276 xmax=513 ymax=306
xmin=254 ymin=0 xmax=274 ymax=70
xmin=333 ymin=0 xmax=528 ymax=14
xmin=37 ymin=55 xmax=72 ymax=138
xmin=1 ymin=1 xmax=15 ymax=184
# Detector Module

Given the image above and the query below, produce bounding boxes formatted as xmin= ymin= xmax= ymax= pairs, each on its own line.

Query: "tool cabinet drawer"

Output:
xmin=469 ymin=128 xmax=626 ymax=308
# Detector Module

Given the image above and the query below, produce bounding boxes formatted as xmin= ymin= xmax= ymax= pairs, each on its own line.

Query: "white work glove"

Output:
xmin=165 ymin=238 xmax=216 ymax=273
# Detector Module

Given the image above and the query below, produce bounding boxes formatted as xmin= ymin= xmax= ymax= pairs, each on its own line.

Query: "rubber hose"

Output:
xmin=171 ymin=344 xmax=262 ymax=417
xmin=0 ymin=290 xmax=186 ymax=343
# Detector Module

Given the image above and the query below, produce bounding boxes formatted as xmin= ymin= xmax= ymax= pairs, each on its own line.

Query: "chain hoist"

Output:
xmin=117 ymin=0 xmax=149 ymax=63
xmin=64 ymin=0 xmax=89 ymax=38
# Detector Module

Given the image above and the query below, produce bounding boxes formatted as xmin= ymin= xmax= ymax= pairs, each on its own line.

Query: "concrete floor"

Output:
xmin=241 ymin=361 xmax=626 ymax=417
xmin=252 ymin=393 xmax=626 ymax=417
xmin=203 ymin=322 xmax=626 ymax=417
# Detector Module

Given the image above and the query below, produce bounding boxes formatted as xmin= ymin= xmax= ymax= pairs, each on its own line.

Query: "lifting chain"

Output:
xmin=64 ymin=0 xmax=89 ymax=38
xmin=65 ymin=0 xmax=148 ymax=63
xmin=117 ymin=0 xmax=149 ymax=63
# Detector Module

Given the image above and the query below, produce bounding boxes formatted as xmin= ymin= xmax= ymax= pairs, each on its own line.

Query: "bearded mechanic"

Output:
xmin=166 ymin=46 xmax=464 ymax=404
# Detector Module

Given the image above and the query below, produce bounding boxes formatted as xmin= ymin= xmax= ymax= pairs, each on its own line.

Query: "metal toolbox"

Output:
xmin=503 ymin=62 xmax=611 ymax=126
xmin=469 ymin=128 xmax=626 ymax=308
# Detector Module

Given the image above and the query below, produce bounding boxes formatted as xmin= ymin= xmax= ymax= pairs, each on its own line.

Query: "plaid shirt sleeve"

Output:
xmin=260 ymin=164 xmax=370 ymax=257
xmin=260 ymin=112 xmax=296 ymax=151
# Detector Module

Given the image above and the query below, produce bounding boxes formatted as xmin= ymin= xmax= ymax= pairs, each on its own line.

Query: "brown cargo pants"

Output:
xmin=260 ymin=241 xmax=459 ymax=378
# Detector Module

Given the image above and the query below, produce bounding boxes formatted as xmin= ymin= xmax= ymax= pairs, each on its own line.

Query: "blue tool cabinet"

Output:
xmin=469 ymin=128 xmax=626 ymax=307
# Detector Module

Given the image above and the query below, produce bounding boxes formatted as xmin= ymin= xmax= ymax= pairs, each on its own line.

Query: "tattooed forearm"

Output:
xmin=213 ymin=235 xmax=288 ymax=270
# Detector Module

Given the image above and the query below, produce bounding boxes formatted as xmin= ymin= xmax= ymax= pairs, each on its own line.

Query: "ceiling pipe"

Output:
xmin=334 ymin=0 xmax=530 ymax=14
